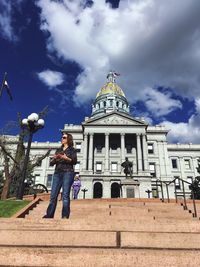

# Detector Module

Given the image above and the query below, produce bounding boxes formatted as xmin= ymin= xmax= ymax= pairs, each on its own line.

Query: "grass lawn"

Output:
xmin=0 ymin=200 xmax=31 ymax=218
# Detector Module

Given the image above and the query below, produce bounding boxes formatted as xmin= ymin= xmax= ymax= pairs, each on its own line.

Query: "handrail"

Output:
xmin=154 ymin=177 xmax=198 ymax=218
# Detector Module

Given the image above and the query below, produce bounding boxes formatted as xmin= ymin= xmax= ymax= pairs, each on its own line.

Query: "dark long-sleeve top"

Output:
xmin=50 ymin=146 xmax=77 ymax=173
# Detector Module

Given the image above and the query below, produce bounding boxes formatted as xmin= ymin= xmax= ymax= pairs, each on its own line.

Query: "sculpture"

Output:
xmin=121 ymin=157 xmax=133 ymax=178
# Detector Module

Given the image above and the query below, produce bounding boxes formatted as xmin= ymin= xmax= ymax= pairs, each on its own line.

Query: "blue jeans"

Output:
xmin=46 ymin=171 xmax=74 ymax=218
xmin=73 ymin=188 xmax=80 ymax=199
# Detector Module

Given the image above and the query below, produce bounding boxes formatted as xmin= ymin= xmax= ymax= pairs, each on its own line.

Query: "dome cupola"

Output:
xmin=91 ymin=71 xmax=130 ymax=117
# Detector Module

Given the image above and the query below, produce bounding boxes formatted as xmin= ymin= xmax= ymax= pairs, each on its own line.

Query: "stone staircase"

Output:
xmin=0 ymin=198 xmax=200 ymax=266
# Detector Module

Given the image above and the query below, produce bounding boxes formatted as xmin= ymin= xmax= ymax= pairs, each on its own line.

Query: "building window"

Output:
xmin=46 ymin=174 xmax=53 ymax=187
xmin=75 ymin=161 xmax=80 ymax=173
xmin=148 ymin=143 xmax=154 ymax=154
xmin=149 ymin=163 xmax=156 ymax=177
xmin=126 ymin=145 xmax=132 ymax=153
xmin=111 ymin=162 xmax=118 ymax=172
xmin=96 ymin=162 xmax=102 ymax=173
xmin=104 ymin=101 xmax=106 ymax=107
xmin=187 ymin=176 xmax=193 ymax=185
xmin=34 ymin=174 xmax=40 ymax=184
xmin=35 ymin=156 xmax=42 ymax=167
xmin=174 ymin=176 xmax=181 ymax=189
xmin=75 ymin=142 xmax=81 ymax=153
xmin=96 ymin=145 xmax=102 ymax=153
xmin=36 ymin=160 xmax=42 ymax=167
xmin=49 ymin=157 xmax=54 ymax=167
xmin=172 ymin=159 xmax=178 ymax=169
xmin=184 ymin=159 xmax=191 ymax=169
xmin=111 ymin=144 xmax=117 ymax=153
xmin=152 ymin=188 xmax=159 ymax=198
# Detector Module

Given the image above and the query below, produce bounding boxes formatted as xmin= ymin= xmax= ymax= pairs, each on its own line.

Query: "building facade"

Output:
xmin=1 ymin=72 xmax=200 ymax=199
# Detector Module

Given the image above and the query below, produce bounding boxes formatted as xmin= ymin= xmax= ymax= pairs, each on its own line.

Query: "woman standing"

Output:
xmin=72 ymin=176 xmax=81 ymax=199
xmin=43 ymin=133 xmax=77 ymax=219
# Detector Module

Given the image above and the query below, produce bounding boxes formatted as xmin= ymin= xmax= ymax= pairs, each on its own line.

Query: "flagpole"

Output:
xmin=0 ymin=72 xmax=7 ymax=99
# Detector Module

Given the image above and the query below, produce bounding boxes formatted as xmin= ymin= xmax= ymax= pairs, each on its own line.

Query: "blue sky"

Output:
xmin=0 ymin=0 xmax=200 ymax=143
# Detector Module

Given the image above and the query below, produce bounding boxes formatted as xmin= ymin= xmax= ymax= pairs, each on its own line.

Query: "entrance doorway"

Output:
xmin=111 ymin=183 xmax=121 ymax=198
xmin=93 ymin=182 xmax=103 ymax=198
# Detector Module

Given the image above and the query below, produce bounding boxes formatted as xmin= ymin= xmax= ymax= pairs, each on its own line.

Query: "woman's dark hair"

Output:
xmin=63 ymin=133 xmax=74 ymax=147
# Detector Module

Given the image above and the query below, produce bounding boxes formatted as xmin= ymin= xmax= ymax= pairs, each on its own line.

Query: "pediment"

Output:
xmin=83 ymin=112 xmax=147 ymax=126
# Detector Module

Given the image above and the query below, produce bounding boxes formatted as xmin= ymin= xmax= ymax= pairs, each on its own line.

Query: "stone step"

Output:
xmin=121 ymin=232 xmax=200 ymax=249
xmin=0 ymin=247 xmax=200 ymax=267
xmin=27 ymin=209 xmax=193 ymax=221
xmin=1 ymin=216 xmax=199 ymax=225
xmin=34 ymin=204 xmax=187 ymax=213
xmin=27 ymin=202 xmax=190 ymax=213
xmin=0 ymin=219 xmax=200 ymax=232
xmin=34 ymin=199 xmax=180 ymax=207
xmin=1 ymin=229 xmax=200 ymax=249
xmin=1 ymin=197 xmax=200 ymax=266
xmin=0 ymin=229 xmax=116 ymax=247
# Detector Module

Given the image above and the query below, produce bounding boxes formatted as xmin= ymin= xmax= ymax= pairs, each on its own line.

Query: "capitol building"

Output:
xmin=2 ymin=72 xmax=200 ymax=199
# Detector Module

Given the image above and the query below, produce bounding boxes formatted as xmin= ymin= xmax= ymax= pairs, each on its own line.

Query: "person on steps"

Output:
xmin=43 ymin=133 xmax=77 ymax=219
xmin=72 ymin=176 xmax=81 ymax=199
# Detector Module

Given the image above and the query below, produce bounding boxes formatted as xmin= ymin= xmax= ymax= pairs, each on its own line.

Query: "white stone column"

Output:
xmin=83 ymin=133 xmax=88 ymax=170
xmin=162 ymin=141 xmax=172 ymax=178
xmin=179 ymin=157 xmax=186 ymax=180
xmin=121 ymin=133 xmax=125 ymax=163
xmin=142 ymin=134 xmax=149 ymax=171
xmin=88 ymin=133 xmax=94 ymax=171
xmin=137 ymin=134 xmax=142 ymax=172
xmin=105 ymin=133 xmax=110 ymax=172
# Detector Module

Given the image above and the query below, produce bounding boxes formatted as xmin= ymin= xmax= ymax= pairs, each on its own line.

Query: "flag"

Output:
xmin=114 ymin=72 xmax=120 ymax=76
xmin=0 ymin=73 xmax=13 ymax=101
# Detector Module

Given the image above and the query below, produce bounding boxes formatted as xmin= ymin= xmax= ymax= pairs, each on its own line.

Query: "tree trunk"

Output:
xmin=1 ymin=153 xmax=11 ymax=200
xmin=0 ymin=130 xmax=25 ymax=199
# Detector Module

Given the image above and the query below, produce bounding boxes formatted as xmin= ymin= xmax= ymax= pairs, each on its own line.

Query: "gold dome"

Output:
xmin=96 ymin=82 xmax=125 ymax=98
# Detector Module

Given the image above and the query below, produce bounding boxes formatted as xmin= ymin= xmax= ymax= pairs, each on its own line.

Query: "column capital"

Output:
xmin=136 ymin=133 xmax=141 ymax=137
xmin=89 ymin=132 xmax=94 ymax=137
xmin=120 ymin=133 xmax=125 ymax=136
xmin=105 ymin=132 xmax=110 ymax=136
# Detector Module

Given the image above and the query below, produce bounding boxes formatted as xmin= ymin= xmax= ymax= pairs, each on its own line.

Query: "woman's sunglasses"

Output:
xmin=62 ymin=136 xmax=67 ymax=139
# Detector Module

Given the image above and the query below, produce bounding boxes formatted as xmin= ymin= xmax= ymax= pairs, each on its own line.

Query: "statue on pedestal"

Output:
xmin=121 ymin=157 xmax=133 ymax=178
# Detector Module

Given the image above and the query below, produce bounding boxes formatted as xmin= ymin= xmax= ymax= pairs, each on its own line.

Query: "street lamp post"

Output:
xmin=16 ymin=113 xmax=44 ymax=200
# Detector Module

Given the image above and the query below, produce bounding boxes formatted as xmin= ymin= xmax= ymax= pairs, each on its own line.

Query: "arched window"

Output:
xmin=111 ymin=183 xmax=121 ymax=198
xmin=93 ymin=182 xmax=103 ymax=198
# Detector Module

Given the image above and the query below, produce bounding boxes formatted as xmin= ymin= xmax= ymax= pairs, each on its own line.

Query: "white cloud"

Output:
xmin=37 ymin=70 xmax=65 ymax=88
xmin=0 ymin=1 xmax=14 ymax=41
xmin=161 ymin=99 xmax=200 ymax=144
xmin=37 ymin=0 xmax=200 ymax=117
xmin=141 ymin=87 xmax=182 ymax=117
xmin=0 ymin=0 xmax=24 ymax=41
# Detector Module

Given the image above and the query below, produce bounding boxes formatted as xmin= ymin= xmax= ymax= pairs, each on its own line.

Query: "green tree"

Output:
xmin=0 ymin=108 xmax=51 ymax=199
